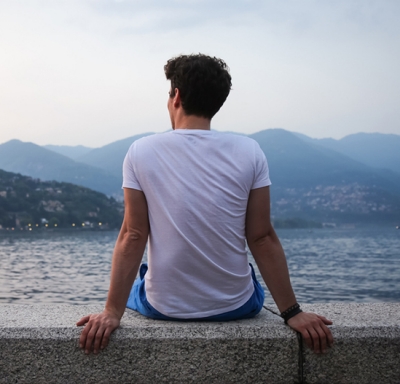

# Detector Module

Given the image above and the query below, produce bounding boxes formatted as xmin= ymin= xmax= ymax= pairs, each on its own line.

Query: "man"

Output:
xmin=77 ymin=54 xmax=333 ymax=355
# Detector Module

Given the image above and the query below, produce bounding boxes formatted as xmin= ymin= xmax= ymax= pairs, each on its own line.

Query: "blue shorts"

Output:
xmin=126 ymin=263 xmax=265 ymax=321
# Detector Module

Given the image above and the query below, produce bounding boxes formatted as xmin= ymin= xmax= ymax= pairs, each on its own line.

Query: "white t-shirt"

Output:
xmin=122 ymin=129 xmax=271 ymax=318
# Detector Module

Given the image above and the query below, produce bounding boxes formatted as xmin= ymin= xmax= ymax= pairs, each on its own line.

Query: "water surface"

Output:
xmin=0 ymin=227 xmax=399 ymax=305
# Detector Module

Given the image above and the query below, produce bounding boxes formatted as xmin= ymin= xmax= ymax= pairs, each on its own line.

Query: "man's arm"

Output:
xmin=245 ymin=186 xmax=333 ymax=354
xmin=76 ymin=188 xmax=149 ymax=354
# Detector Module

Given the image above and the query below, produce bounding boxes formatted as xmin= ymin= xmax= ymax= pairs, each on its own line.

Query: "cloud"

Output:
xmin=81 ymin=0 xmax=400 ymax=37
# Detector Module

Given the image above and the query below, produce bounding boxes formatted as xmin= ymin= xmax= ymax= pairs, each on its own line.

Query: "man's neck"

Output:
xmin=173 ymin=113 xmax=211 ymax=131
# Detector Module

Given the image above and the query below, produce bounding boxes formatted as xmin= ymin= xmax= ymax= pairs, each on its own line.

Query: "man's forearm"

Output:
xmin=248 ymin=228 xmax=297 ymax=313
xmin=104 ymin=228 xmax=147 ymax=319
xmin=77 ymin=188 xmax=150 ymax=355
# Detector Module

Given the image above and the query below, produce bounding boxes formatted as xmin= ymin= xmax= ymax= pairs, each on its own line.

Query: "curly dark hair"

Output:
xmin=164 ymin=54 xmax=232 ymax=119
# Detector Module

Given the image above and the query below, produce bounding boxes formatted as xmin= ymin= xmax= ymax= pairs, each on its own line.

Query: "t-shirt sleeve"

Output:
xmin=252 ymin=143 xmax=272 ymax=189
xmin=122 ymin=142 xmax=142 ymax=191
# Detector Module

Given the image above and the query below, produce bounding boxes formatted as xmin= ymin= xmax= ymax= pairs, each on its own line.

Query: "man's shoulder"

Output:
xmin=128 ymin=132 xmax=170 ymax=150
xmin=128 ymin=130 xmax=260 ymax=152
xmin=214 ymin=131 xmax=260 ymax=148
xmin=136 ymin=131 xmax=169 ymax=142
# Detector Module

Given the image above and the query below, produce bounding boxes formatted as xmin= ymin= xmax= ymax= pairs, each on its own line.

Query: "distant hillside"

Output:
xmin=250 ymin=129 xmax=400 ymax=224
xmin=294 ymin=132 xmax=400 ymax=174
xmin=0 ymin=140 xmax=121 ymax=196
xmin=44 ymin=144 xmax=93 ymax=160
xmin=76 ymin=133 xmax=154 ymax=178
xmin=0 ymin=169 xmax=123 ymax=229
xmin=251 ymin=129 xmax=400 ymax=192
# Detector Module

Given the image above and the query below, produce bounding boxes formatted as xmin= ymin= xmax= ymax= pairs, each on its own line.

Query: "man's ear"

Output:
xmin=173 ymin=88 xmax=181 ymax=108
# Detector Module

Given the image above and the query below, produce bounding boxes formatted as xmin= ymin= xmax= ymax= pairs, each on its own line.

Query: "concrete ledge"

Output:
xmin=0 ymin=303 xmax=399 ymax=383
xmin=301 ymin=303 xmax=400 ymax=384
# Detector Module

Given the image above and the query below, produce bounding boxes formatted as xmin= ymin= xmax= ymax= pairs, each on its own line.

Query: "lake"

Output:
xmin=0 ymin=227 xmax=399 ymax=305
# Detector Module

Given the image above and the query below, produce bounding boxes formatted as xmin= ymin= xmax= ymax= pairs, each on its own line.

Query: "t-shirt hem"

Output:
xmin=122 ymin=182 xmax=142 ymax=191
xmin=147 ymin=282 xmax=255 ymax=319
xmin=252 ymin=179 xmax=271 ymax=190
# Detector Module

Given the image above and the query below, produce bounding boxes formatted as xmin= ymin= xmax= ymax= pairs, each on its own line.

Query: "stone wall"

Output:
xmin=0 ymin=303 xmax=399 ymax=383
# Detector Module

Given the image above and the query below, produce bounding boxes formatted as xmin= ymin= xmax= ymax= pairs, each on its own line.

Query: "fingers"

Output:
xmin=316 ymin=316 xmax=334 ymax=348
xmin=89 ymin=324 xmax=115 ymax=353
xmin=101 ymin=328 xmax=112 ymax=350
xmin=76 ymin=315 xmax=91 ymax=326
xmin=92 ymin=326 xmax=106 ymax=355
xmin=84 ymin=324 xmax=96 ymax=354
xmin=77 ymin=312 xmax=120 ymax=355
xmin=301 ymin=325 xmax=327 ymax=354
xmin=83 ymin=319 xmax=104 ymax=355
xmin=323 ymin=323 xmax=334 ymax=347
xmin=79 ymin=318 xmax=93 ymax=353
xmin=288 ymin=312 xmax=334 ymax=354
xmin=308 ymin=327 xmax=321 ymax=353
xmin=317 ymin=315 xmax=333 ymax=325
xmin=315 ymin=326 xmax=328 ymax=353
xmin=301 ymin=329 xmax=314 ymax=351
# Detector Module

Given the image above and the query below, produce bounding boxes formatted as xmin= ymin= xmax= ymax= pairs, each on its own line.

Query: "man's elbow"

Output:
xmin=246 ymin=226 xmax=276 ymax=248
xmin=130 ymin=228 xmax=148 ymax=242
xmin=120 ymin=227 xmax=148 ymax=246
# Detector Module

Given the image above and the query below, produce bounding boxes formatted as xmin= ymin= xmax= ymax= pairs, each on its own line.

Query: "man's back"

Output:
xmin=77 ymin=54 xmax=333 ymax=356
xmin=123 ymin=129 xmax=271 ymax=318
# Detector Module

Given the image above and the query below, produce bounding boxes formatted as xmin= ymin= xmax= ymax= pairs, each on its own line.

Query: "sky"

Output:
xmin=1 ymin=0 xmax=400 ymax=148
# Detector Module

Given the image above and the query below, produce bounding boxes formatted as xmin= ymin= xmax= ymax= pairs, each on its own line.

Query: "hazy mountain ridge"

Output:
xmin=293 ymin=131 xmax=400 ymax=174
xmin=44 ymin=144 xmax=93 ymax=160
xmin=76 ymin=132 xmax=154 ymax=178
xmin=249 ymin=129 xmax=400 ymax=224
xmin=1 ymin=129 xmax=399 ymax=224
xmin=256 ymin=129 xmax=400 ymax=192
xmin=0 ymin=140 xmax=121 ymax=196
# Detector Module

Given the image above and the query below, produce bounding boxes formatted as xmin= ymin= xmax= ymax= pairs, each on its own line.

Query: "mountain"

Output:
xmin=0 ymin=140 xmax=121 ymax=196
xmin=76 ymin=133 xmax=154 ymax=177
xmin=250 ymin=129 xmax=400 ymax=192
xmin=44 ymin=144 xmax=93 ymax=160
xmin=74 ymin=128 xmax=400 ymax=223
xmin=250 ymin=129 xmax=400 ymax=223
xmin=0 ymin=169 xmax=123 ymax=229
xmin=294 ymin=132 xmax=400 ymax=175
xmin=3 ymin=129 xmax=400 ymax=224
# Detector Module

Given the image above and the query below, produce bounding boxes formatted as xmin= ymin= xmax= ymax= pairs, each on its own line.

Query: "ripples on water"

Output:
xmin=262 ymin=228 xmax=400 ymax=305
xmin=0 ymin=231 xmax=118 ymax=304
xmin=0 ymin=228 xmax=399 ymax=305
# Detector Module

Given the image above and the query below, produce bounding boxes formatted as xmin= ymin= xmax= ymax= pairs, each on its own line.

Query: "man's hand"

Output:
xmin=287 ymin=312 xmax=333 ymax=354
xmin=76 ymin=310 xmax=120 ymax=355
